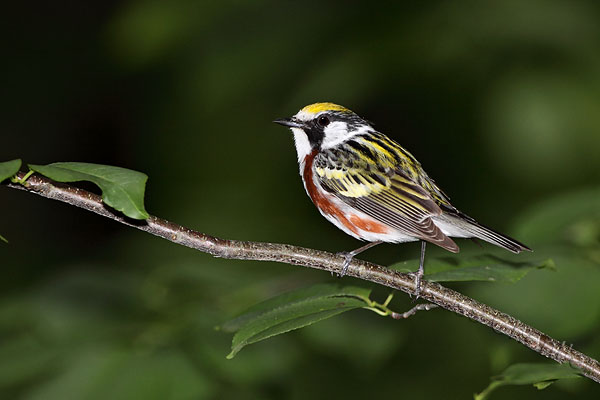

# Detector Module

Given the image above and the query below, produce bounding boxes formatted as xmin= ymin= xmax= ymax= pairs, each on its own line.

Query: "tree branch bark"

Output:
xmin=4 ymin=172 xmax=600 ymax=383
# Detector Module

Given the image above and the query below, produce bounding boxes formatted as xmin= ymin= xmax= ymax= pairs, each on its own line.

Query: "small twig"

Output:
xmin=10 ymin=169 xmax=34 ymax=184
xmin=391 ymin=303 xmax=439 ymax=319
xmin=363 ymin=292 xmax=437 ymax=319
xmin=3 ymin=172 xmax=600 ymax=383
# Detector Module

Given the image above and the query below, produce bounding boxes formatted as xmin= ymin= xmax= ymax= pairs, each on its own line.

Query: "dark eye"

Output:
xmin=317 ymin=115 xmax=330 ymax=127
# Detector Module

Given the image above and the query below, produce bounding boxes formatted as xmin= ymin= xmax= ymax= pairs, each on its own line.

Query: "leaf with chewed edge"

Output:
xmin=29 ymin=162 xmax=149 ymax=220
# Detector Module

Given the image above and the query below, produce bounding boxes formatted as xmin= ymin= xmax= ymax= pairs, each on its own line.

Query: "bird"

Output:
xmin=274 ymin=102 xmax=531 ymax=297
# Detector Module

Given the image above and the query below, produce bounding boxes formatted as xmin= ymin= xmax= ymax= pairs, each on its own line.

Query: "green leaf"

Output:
xmin=474 ymin=363 xmax=582 ymax=400
xmin=0 ymin=159 xmax=21 ymax=182
xmin=1 ymin=159 xmax=23 ymax=243
xmin=391 ymin=252 xmax=554 ymax=283
xmin=221 ymin=284 xmax=372 ymax=359
xmin=29 ymin=162 xmax=149 ymax=220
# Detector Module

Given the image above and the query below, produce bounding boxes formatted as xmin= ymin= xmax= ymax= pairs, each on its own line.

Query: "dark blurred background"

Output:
xmin=2 ymin=1 xmax=600 ymax=398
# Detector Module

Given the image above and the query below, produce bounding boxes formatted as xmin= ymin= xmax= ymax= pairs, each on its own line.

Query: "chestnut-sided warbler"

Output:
xmin=275 ymin=102 xmax=530 ymax=297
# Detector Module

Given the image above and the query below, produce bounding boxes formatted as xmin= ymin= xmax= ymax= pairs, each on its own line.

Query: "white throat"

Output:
xmin=291 ymin=128 xmax=312 ymax=164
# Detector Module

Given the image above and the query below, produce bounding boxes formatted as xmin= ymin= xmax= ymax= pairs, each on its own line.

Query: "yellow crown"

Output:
xmin=300 ymin=102 xmax=351 ymax=115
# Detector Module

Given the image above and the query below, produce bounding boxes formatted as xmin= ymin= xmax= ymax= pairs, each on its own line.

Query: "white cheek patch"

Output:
xmin=320 ymin=121 xmax=349 ymax=149
xmin=321 ymin=122 xmax=372 ymax=150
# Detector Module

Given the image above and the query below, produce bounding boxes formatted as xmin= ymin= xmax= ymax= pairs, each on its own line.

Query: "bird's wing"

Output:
xmin=314 ymin=146 xmax=459 ymax=252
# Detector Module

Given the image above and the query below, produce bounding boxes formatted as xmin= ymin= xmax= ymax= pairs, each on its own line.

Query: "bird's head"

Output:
xmin=274 ymin=102 xmax=373 ymax=162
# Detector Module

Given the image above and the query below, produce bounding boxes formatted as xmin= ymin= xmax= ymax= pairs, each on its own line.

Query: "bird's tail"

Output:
xmin=435 ymin=211 xmax=531 ymax=254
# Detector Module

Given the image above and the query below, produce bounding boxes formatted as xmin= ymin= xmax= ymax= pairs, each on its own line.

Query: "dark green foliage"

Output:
xmin=222 ymin=284 xmax=372 ymax=358
xmin=0 ymin=159 xmax=21 ymax=183
xmin=392 ymin=253 xmax=554 ymax=283
xmin=2 ymin=0 xmax=600 ymax=398
xmin=29 ymin=163 xmax=149 ymax=220
xmin=0 ymin=159 xmax=22 ymax=242
xmin=475 ymin=363 xmax=582 ymax=399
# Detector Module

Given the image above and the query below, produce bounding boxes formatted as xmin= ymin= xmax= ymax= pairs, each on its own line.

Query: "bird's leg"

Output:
xmin=337 ymin=241 xmax=383 ymax=277
xmin=414 ymin=241 xmax=427 ymax=299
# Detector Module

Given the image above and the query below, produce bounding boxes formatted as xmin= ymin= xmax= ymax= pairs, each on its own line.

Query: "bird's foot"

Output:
xmin=335 ymin=252 xmax=355 ymax=277
xmin=413 ymin=267 xmax=424 ymax=301
xmin=412 ymin=240 xmax=427 ymax=301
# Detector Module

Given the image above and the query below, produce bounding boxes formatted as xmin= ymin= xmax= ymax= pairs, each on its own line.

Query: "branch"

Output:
xmin=4 ymin=172 xmax=600 ymax=383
